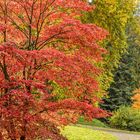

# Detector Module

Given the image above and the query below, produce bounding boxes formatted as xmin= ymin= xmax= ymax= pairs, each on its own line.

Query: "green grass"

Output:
xmin=61 ymin=126 xmax=118 ymax=140
xmin=78 ymin=117 xmax=108 ymax=128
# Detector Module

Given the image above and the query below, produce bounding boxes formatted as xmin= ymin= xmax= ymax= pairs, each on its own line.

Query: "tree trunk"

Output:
xmin=20 ymin=136 xmax=25 ymax=140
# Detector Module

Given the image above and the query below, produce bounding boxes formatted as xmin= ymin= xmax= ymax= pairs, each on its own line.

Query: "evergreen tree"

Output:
xmin=101 ymin=53 xmax=136 ymax=111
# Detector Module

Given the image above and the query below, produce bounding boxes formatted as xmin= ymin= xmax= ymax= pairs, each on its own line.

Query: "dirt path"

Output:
xmin=77 ymin=124 xmax=140 ymax=140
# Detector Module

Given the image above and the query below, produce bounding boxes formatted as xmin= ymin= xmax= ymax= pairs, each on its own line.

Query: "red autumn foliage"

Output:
xmin=0 ymin=0 xmax=108 ymax=139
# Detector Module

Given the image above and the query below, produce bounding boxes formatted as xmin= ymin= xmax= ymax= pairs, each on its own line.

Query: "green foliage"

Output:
xmin=49 ymin=81 xmax=68 ymax=100
xmin=101 ymin=54 xmax=135 ymax=111
xmin=101 ymin=15 xmax=140 ymax=111
xmin=61 ymin=126 xmax=117 ymax=140
xmin=78 ymin=116 xmax=108 ymax=128
xmin=110 ymin=106 xmax=140 ymax=131
xmin=126 ymin=16 xmax=140 ymax=87
xmin=82 ymin=0 xmax=137 ymax=94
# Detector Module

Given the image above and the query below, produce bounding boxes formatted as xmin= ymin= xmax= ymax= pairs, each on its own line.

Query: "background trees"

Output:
xmin=0 ymin=0 xmax=108 ymax=139
xmin=102 ymin=13 xmax=140 ymax=111
xmin=82 ymin=0 xmax=140 ymax=112
xmin=82 ymin=0 xmax=136 ymax=95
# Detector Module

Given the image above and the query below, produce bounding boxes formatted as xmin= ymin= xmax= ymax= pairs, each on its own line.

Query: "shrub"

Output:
xmin=110 ymin=106 xmax=140 ymax=131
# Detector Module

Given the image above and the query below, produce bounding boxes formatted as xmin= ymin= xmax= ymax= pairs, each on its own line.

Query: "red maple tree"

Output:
xmin=0 ymin=0 xmax=108 ymax=139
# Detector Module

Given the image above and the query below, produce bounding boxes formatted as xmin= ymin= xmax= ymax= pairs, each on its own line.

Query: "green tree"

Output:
xmin=101 ymin=16 xmax=140 ymax=111
xmin=126 ymin=16 xmax=140 ymax=87
xmin=82 ymin=0 xmax=137 ymax=95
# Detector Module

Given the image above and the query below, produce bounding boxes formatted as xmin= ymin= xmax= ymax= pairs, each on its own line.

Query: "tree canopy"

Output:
xmin=82 ymin=0 xmax=137 ymax=94
xmin=101 ymin=9 xmax=140 ymax=111
xmin=0 ymin=0 xmax=108 ymax=139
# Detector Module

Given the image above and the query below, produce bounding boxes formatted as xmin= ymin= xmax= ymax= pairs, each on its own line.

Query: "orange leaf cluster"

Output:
xmin=132 ymin=88 xmax=140 ymax=109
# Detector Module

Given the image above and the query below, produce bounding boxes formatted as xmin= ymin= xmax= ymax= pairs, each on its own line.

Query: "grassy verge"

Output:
xmin=76 ymin=124 xmax=140 ymax=135
xmin=78 ymin=117 xmax=108 ymax=128
xmin=77 ymin=117 xmax=140 ymax=135
xmin=61 ymin=126 xmax=118 ymax=140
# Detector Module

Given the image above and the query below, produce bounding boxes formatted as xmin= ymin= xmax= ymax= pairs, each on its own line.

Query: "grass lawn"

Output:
xmin=77 ymin=117 xmax=140 ymax=135
xmin=78 ymin=117 xmax=108 ymax=128
xmin=61 ymin=126 xmax=118 ymax=140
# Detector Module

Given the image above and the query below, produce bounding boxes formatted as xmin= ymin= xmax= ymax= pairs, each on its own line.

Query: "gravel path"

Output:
xmin=102 ymin=130 xmax=140 ymax=140
xmin=77 ymin=124 xmax=140 ymax=140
